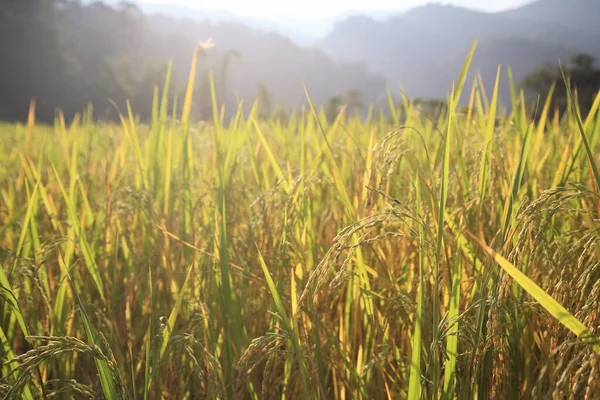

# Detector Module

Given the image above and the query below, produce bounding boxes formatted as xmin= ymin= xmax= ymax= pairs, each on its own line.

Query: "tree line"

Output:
xmin=0 ymin=0 xmax=166 ymax=122
xmin=386 ymin=53 xmax=600 ymax=123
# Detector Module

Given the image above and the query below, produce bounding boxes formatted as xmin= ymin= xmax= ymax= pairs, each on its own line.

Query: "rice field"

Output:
xmin=1 ymin=45 xmax=599 ymax=399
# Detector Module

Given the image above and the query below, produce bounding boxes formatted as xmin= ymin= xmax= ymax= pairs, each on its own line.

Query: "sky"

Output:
xmin=139 ymin=0 xmax=534 ymax=20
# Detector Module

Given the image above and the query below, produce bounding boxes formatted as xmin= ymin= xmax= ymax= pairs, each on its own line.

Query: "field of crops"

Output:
xmin=1 ymin=46 xmax=599 ymax=399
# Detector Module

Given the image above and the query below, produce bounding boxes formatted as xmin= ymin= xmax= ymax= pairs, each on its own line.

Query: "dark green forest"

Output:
xmin=1 ymin=0 xmax=156 ymax=121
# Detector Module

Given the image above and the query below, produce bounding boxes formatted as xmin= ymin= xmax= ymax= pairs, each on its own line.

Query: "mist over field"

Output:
xmin=1 ymin=1 xmax=599 ymax=399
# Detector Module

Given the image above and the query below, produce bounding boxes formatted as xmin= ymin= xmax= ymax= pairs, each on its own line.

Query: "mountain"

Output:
xmin=83 ymin=1 xmax=421 ymax=45
xmin=319 ymin=1 xmax=600 ymax=105
xmin=501 ymin=0 xmax=600 ymax=32
xmin=143 ymin=13 xmax=388 ymax=115
xmin=84 ymin=1 xmax=317 ymax=44
xmin=141 ymin=4 xmax=320 ymax=45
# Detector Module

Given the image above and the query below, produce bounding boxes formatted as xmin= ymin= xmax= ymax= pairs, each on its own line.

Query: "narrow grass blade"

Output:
xmin=0 ymin=264 xmax=30 ymax=337
xmin=159 ymin=60 xmax=173 ymax=123
xmin=534 ymin=82 xmax=556 ymax=139
xmin=216 ymin=196 xmax=244 ymax=397
xmin=507 ymin=66 xmax=519 ymax=123
xmin=256 ymin=247 xmax=313 ymax=399
xmin=181 ymin=46 xmax=199 ymax=127
xmin=433 ymin=42 xmax=475 ymax=397
xmin=123 ymin=101 xmax=148 ymax=189
xmin=10 ymin=178 xmax=41 ymax=278
xmin=443 ymin=252 xmax=462 ymax=399
xmin=551 ymin=133 xmax=574 ymax=188
xmin=451 ymin=40 xmax=478 ymax=108
xmin=478 ymin=66 xmax=501 ymax=202
xmin=500 ymin=124 xmax=532 ymax=244
xmin=252 ymin=119 xmax=289 ymax=192
xmin=68 ymin=274 xmax=120 ymax=399
xmin=159 ymin=262 xmax=194 ymax=360
xmin=432 ymin=83 xmax=456 ymax=397
xmin=144 ymin=264 xmax=153 ymax=400
xmin=257 ymin=248 xmax=291 ymax=328
xmin=560 ymin=65 xmax=600 ymax=191
xmin=407 ymin=175 xmax=424 ymax=400
xmin=51 ymin=164 xmax=106 ymax=303
xmin=387 ymin=86 xmax=399 ymax=125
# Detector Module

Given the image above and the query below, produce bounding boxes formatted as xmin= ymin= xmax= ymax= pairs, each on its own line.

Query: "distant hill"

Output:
xmin=84 ymin=1 xmax=425 ymax=45
xmin=140 ymin=4 xmax=319 ymax=45
xmin=142 ymin=13 xmax=388 ymax=116
xmin=87 ymin=0 xmax=322 ymax=45
xmin=319 ymin=1 xmax=600 ymax=105
xmin=501 ymin=0 xmax=600 ymax=32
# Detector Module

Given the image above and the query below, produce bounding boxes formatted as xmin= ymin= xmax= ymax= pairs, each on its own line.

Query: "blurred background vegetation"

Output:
xmin=2 ymin=0 xmax=600 ymax=125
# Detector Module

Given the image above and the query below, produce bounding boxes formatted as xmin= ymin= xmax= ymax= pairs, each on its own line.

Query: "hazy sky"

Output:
xmin=140 ymin=0 xmax=534 ymax=20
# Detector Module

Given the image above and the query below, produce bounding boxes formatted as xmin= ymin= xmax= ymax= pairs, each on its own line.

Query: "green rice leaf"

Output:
xmin=470 ymin=234 xmax=600 ymax=355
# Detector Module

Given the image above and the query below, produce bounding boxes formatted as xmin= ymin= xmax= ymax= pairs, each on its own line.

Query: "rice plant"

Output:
xmin=0 ymin=43 xmax=599 ymax=399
